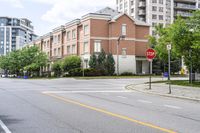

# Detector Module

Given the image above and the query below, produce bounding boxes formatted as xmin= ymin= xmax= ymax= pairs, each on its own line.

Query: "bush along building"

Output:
xmin=30 ymin=7 xmax=150 ymax=75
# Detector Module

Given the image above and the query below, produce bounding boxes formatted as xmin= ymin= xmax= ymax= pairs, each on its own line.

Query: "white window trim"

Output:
xmin=94 ymin=40 xmax=101 ymax=53
xmin=121 ymin=24 xmax=127 ymax=36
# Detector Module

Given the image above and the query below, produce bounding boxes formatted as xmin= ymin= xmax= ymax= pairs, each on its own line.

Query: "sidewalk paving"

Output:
xmin=126 ymin=83 xmax=200 ymax=102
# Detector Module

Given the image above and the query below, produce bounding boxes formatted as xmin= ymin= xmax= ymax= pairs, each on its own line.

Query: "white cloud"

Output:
xmin=0 ymin=0 xmax=23 ymax=8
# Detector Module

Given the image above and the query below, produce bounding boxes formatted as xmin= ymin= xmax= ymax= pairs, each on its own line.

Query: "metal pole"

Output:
xmin=189 ymin=50 xmax=192 ymax=84
xmin=168 ymin=49 xmax=171 ymax=94
xmin=82 ymin=58 xmax=84 ymax=77
xmin=149 ymin=60 xmax=152 ymax=90
xmin=117 ymin=40 xmax=119 ymax=76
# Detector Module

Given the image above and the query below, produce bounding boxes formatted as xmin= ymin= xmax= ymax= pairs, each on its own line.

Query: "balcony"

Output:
xmin=175 ymin=11 xmax=193 ymax=17
xmin=138 ymin=2 xmax=146 ymax=8
xmin=138 ymin=10 xmax=146 ymax=15
xmin=174 ymin=3 xmax=196 ymax=10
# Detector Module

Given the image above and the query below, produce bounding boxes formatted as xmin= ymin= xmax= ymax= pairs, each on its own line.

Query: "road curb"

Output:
xmin=125 ymin=84 xmax=200 ymax=102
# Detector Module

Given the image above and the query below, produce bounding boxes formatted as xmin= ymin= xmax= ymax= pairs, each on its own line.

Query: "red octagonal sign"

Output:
xmin=146 ymin=48 xmax=156 ymax=60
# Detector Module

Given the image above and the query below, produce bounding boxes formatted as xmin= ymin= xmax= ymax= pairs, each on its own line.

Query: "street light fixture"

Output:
xmin=116 ymin=35 xmax=125 ymax=76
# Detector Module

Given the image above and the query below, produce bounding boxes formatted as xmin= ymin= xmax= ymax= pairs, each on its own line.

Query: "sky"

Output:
xmin=0 ymin=0 xmax=115 ymax=36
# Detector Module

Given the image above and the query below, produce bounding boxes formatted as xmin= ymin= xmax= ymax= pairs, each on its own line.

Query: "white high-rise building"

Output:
xmin=116 ymin=0 xmax=200 ymax=35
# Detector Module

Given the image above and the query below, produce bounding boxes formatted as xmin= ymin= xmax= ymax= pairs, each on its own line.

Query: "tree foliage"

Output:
xmin=89 ymin=54 xmax=97 ymax=69
xmin=149 ymin=10 xmax=200 ymax=73
xmin=0 ymin=46 xmax=48 ymax=76
xmin=52 ymin=60 xmax=62 ymax=77
xmin=62 ymin=56 xmax=81 ymax=72
xmin=105 ymin=53 xmax=115 ymax=75
xmin=89 ymin=50 xmax=115 ymax=76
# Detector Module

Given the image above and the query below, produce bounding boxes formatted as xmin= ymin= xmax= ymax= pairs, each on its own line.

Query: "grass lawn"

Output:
xmin=151 ymin=80 xmax=200 ymax=88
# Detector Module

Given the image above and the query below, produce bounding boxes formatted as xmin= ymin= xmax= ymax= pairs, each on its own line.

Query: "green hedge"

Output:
xmin=69 ymin=68 xmax=105 ymax=77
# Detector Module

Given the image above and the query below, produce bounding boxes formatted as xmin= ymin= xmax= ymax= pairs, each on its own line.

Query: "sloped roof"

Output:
xmin=95 ymin=7 xmax=120 ymax=18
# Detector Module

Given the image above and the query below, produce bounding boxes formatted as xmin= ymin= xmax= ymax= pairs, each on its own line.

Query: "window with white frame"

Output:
xmin=121 ymin=24 xmax=127 ymax=36
xmin=67 ymin=46 xmax=70 ymax=54
xmin=67 ymin=31 xmax=71 ymax=40
xmin=58 ymin=48 xmax=61 ymax=56
xmin=84 ymin=25 xmax=89 ymax=35
xmin=72 ymin=29 xmax=76 ymax=39
xmin=83 ymin=42 xmax=88 ymax=53
xmin=72 ymin=44 xmax=76 ymax=54
xmin=53 ymin=36 xmax=57 ymax=44
xmin=54 ymin=48 xmax=56 ymax=56
xmin=58 ymin=34 xmax=61 ymax=43
xmin=122 ymin=48 xmax=127 ymax=57
xmin=94 ymin=41 xmax=101 ymax=52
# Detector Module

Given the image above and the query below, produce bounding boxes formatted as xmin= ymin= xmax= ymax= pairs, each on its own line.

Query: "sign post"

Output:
xmin=167 ymin=44 xmax=171 ymax=94
xmin=146 ymin=49 xmax=156 ymax=90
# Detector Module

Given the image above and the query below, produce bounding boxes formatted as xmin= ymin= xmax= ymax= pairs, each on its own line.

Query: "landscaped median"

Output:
xmin=126 ymin=81 xmax=200 ymax=102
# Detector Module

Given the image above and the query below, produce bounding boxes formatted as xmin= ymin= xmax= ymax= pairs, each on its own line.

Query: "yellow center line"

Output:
xmin=43 ymin=92 xmax=176 ymax=133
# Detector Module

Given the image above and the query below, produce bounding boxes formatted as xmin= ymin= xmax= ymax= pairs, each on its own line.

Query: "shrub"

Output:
xmin=62 ymin=56 xmax=81 ymax=72
xmin=120 ymin=72 xmax=134 ymax=76
xmin=52 ymin=61 xmax=62 ymax=77
xmin=68 ymin=68 xmax=105 ymax=77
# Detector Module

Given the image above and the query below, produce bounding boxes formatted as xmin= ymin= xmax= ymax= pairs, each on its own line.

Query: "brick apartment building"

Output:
xmin=31 ymin=7 xmax=150 ymax=74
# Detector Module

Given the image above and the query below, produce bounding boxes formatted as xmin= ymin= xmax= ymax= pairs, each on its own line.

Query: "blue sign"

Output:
xmin=164 ymin=72 xmax=169 ymax=77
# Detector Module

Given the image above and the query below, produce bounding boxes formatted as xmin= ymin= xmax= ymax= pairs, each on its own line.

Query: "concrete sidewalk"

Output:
xmin=126 ymin=83 xmax=200 ymax=102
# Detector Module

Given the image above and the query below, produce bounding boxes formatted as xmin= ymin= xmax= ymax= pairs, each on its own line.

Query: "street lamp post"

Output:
xmin=167 ymin=44 xmax=171 ymax=94
xmin=81 ymin=55 xmax=85 ymax=77
xmin=189 ymin=49 xmax=193 ymax=84
xmin=116 ymin=35 xmax=125 ymax=76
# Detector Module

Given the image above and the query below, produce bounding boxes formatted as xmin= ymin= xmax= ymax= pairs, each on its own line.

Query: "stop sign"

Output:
xmin=146 ymin=48 xmax=156 ymax=60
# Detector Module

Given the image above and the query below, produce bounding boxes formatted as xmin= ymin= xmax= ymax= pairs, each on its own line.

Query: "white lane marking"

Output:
xmin=0 ymin=119 xmax=12 ymax=133
xmin=164 ymin=104 xmax=181 ymax=109
xmin=42 ymin=90 xmax=132 ymax=94
xmin=137 ymin=99 xmax=152 ymax=104
xmin=117 ymin=96 xmax=127 ymax=99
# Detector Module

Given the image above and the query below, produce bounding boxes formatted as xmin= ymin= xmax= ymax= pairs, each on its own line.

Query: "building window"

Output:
xmin=67 ymin=31 xmax=70 ymax=40
xmin=121 ymin=24 xmax=127 ymax=36
xmin=72 ymin=44 xmax=76 ymax=54
xmin=131 ymin=8 xmax=134 ymax=13
xmin=53 ymin=36 xmax=57 ymax=44
xmin=159 ymin=0 xmax=163 ymax=4
xmin=131 ymin=0 xmax=134 ymax=5
xmin=54 ymin=48 xmax=56 ymax=56
xmin=152 ymin=0 xmax=157 ymax=3
xmin=47 ymin=40 xmax=50 ymax=48
xmin=83 ymin=42 xmax=88 ymax=53
xmin=159 ymin=15 xmax=163 ymax=20
xmin=67 ymin=46 xmax=70 ymax=54
xmin=120 ymin=4 xmax=122 ymax=10
xmin=84 ymin=25 xmax=89 ymax=35
xmin=58 ymin=48 xmax=61 ymax=56
xmin=152 ymin=14 xmax=157 ymax=19
xmin=58 ymin=34 xmax=61 ymax=43
xmin=152 ymin=22 xmax=157 ymax=27
xmin=72 ymin=29 xmax=76 ymax=39
xmin=152 ymin=6 xmax=157 ymax=11
xmin=94 ymin=41 xmax=101 ymax=52
xmin=122 ymin=48 xmax=127 ymax=57
xmin=159 ymin=7 xmax=163 ymax=12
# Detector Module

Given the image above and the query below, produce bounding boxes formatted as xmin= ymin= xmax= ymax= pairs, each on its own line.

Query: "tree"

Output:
xmin=105 ymin=53 xmax=115 ymax=75
xmin=52 ymin=61 xmax=62 ymax=77
xmin=62 ymin=56 xmax=81 ymax=72
xmin=0 ymin=46 xmax=48 ymax=76
xmin=89 ymin=53 xmax=97 ymax=69
xmin=97 ymin=49 xmax=106 ymax=70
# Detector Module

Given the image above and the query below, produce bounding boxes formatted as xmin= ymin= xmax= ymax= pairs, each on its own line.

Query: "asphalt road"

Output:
xmin=0 ymin=77 xmax=199 ymax=133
